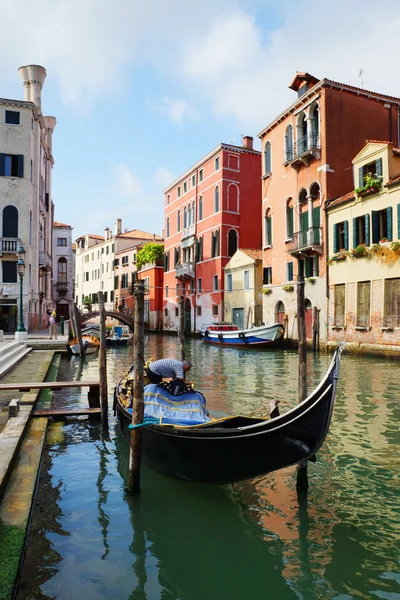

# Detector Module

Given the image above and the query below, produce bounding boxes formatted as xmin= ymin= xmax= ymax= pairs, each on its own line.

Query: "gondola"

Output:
xmin=115 ymin=347 xmax=343 ymax=485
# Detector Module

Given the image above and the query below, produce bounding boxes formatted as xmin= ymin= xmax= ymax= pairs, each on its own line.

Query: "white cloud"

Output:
xmin=160 ymin=97 xmax=198 ymax=124
xmin=155 ymin=167 xmax=176 ymax=189
xmin=112 ymin=164 xmax=143 ymax=199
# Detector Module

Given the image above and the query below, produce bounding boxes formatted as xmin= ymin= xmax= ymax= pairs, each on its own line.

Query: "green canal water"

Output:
xmin=16 ymin=337 xmax=400 ymax=600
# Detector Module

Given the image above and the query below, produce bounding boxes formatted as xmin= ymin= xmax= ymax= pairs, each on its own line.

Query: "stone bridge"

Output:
xmin=79 ymin=311 xmax=134 ymax=329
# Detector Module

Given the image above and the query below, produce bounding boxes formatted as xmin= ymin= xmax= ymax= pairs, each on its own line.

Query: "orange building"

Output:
xmin=163 ymin=138 xmax=261 ymax=332
xmin=257 ymin=72 xmax=400 ymax=341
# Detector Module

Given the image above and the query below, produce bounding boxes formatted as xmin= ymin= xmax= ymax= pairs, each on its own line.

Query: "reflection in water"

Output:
xmin=16 ymin=337 xmax=400 ymax=600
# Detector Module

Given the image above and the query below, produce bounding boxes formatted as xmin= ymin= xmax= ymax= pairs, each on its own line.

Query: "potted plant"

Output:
xmin=355 ymin=172 xmax=382 ymax=197
xmin=350 ymin=244 xmax=369 ymax=259
xmin=306 ymin=277 xmax=316 ymax=284
xmin=282 ymin=285 xmax=294 ymax=292
xmin=262 ymin=287 xmax=272 ymax=295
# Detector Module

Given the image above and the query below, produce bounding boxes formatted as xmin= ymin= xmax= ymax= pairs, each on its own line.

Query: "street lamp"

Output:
xmin=16 ymin=245 xmax=26 ymax=332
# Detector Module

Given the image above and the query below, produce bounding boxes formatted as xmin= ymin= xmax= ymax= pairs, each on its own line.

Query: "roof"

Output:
xmin=238 ymin=248 xmax=263 ymax=261
xmin=76 ymin=233 xmax=104 ymax=241
xmin=117 ymin=229 xmax=163 ymax=241
xmin=385 ymin=173 xmax=400 ymax=187
xmin=365 ymin=140 xmax=395 ymax=145
xmin=288 ymin=72 xmax=319 ymax=92
xmin=53 ymin=221 xmax=71 ymax=228
xmin=325 ymin=191 xmax=355 ymax=209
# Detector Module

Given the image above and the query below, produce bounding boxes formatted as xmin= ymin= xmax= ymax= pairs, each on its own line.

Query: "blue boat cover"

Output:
xmin=127 ymin=383 xmax=211 ymax=426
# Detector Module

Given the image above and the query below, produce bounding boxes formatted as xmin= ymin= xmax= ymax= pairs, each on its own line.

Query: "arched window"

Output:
xmin=286 ymin=198 xmax=294 ymax=238
xmin=228 ymin=229 xmax=238 ymax=257
xmin=191 ymin=202 xmax=195 ymax=225
xmin=177 ymin=210 xmax=181 ymax=232
xmin=2 ymin=205 xmax=18 ymax=238
xmin=285 ymin=125 xmax=293 ymax=162
xmin=212 ymin=229 xmax=220 ymax=258
xmin=214 ymin=186 xmax=220 ymax=213
xmin=264 ymin=141 xmax=271 ymax=174
xmin=196 ymin=236 xmax=203 ymax=262
xmin=166 ymin=217 xmax=170 ymax=238
xmin=298 ymin=189 xmax=308 ymax=232
xmin=228 ymin=184 xmax=239 ymax=212
xmin=312 ymin=105 xmax=319 ymax=144
xmin=264 ymin=209 xmax=272 ymax=246
xmin=198 ymin=196 xmax=203 ymax=221
xmin=58 ymin=257 xmax=67 ymax=282
xmin=184 ymin=206 xmax=187 ymax=228
xmin=297 ymin=113 xmax=307 ymax=154
xmin=310 ymin=182 xmax=321 ymax=242
xmin=275 ymin=301 xmax=285 ymax=325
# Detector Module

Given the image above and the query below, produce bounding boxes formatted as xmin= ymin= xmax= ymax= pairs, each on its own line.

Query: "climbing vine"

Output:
xmin=136 ymin=243 xmax=164 ymax=270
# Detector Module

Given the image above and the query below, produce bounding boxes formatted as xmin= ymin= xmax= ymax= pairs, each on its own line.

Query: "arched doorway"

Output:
xmin=275 ymin=301 xmax=285 ymax=325
xmin=56 ymin=298 xmax=70 ymax=321
xmin=305 ymin=299 xmax=313 ymax=339
xmin=184 ymin=298 xmax=191 ymax=333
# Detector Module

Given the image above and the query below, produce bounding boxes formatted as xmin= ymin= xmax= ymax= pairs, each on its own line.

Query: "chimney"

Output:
xmin=115 ymin=218 xmax=122 ymax=235
xmin=152 ymin=233 xmax=156 ymax=242
xmin=18 ymin=65 xmax=47 ymax=113
xmin=43 ymin=116 xmax=56 ymax=154
xmin=242 ymin=136 xmax=253 ymax=150
xmin=104 ymin=227 xmax=110 ymax=241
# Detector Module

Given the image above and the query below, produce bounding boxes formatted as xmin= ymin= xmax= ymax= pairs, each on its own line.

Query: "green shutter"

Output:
xmin=288 ymin=262 xmax=293 ymax=281
xmin=359 ymin=167 xmax=364 ymax=187
xmin=312 ymin=206 xmax=320 ymax=227
xmin=375 ymin=158 xmax=383 ymax=178
xmin=398 ymin=205 xmax=400 ymax=239
xmin=353 ymin=218 xmax=358 ymax=248
xmin=301 ymin=212 xmax=309 ymax=231
xmin=344 ymin=220 xmax=349 ymax=250
xmin=267 ymin=217 xmax=272 ymax=245
xmin=289 ymin=207 xmax=294 ymax=237
xmin=333 ymin=223 xmax=339 ymax=253
xmin=17 ymin=155 xmax=24 ymax=178
xmin=371 ymin=211 xmax=379 ymax=244
xmin=313 ymin=256 xmax=319 ymax=276
xmin=365 ymin=214 xmax=370 ymax=246
xmin=387 ymin=206 xmax=393 ymax=241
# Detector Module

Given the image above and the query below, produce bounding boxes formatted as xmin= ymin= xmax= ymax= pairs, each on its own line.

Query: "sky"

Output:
xmin=1 ymin=0 xmax=400 ymax=240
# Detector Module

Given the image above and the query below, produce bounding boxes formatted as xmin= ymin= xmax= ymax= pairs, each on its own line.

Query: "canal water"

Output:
xmin=16 ymin=336 xmax=399 ymax=600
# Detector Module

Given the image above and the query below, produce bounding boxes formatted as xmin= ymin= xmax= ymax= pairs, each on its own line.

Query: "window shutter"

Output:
xmin=359 ymin=167 xmax=364 ymax=187
xmin=0 ymin=154 xmax=5 ymax=176
xmin=386 ymin=206 xmax=393 ymax=241
xmin=375 ymin=158 xmax=383 ymax=178
xmin=313 ymin=256 xmax=319 ymax=277
xmin=288 ymin=262 xmax=293 ymax=281
xmin=344 ymin=220 xmax=349 ymax=250
xmin=267 ymin=217 xmax=272 ymax=245
xmin=371 ymin=211 xmax=379 ymax=244
xmin=17 ymin=155 xmax=24 ymax=178
xmin=353 ymin=218 xmax=358 ymax=248
xmin=289 ymin=207 xmax=294 ymax=237
xmin=398 ymin=204 xmax=400 ymax=239
xmin=312 ymin=206 xmax=320 ymax=227
xmin=333 ymin=224 xmax=339 ymax=253
xmin=365 ymin=214 xmax=370 ymax=246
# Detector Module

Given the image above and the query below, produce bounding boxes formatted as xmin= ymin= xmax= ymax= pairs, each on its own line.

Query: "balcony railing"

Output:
xmin=176 ymin=261 xmax=195 ymax=279
xmin=0 ymin=238 xmax=19 ymax=253
xmin=39 ymin=250 xmax=52 ymax=269
xmin=288 ymin=227 xmax=323 ymax=255
xmin=56 ymin=281 xmax=68 ymax=295
xmin=181 ymin=224 xmax=195 ymax=240
xmin=286 ymin=133 xmax=320 ymax=166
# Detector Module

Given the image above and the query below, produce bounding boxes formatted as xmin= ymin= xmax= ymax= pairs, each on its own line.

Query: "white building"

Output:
xmin=52 ymin=221 xmax=74 ymax=321
xmin=0 ymin=65 xmax=56 ymax=334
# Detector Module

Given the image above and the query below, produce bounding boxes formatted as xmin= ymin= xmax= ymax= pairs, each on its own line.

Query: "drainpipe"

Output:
xmin=324 ymin=202 xmax=330 ymax=344
xmin=193 ymin=170 xmax=198 ymax=333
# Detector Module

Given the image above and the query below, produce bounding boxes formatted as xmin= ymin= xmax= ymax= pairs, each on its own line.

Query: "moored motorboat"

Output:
xmin=202 ymin=322 xmax=284 ymax=347
xmin=106 ymin=325 xmax=132 ymax=346
xmin=69 ymin=334 xmax=100 ymax=355
xmin=115 ymin=347 xmax=343 ymax=484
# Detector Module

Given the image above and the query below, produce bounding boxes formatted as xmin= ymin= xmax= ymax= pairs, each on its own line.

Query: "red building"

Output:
xmin=163 ymin=137 xmax=261 ymax=332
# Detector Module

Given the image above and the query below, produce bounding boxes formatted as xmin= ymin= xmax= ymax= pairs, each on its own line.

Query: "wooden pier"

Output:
xmin=0 ymin=381 xmax=101 ymax=413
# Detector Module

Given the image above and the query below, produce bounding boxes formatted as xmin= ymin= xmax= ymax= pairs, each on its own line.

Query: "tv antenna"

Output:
xmin=359 ymin=69 xmax=364 ymax=88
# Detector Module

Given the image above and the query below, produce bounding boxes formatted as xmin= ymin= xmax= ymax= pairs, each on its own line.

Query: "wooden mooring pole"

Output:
xmin=72 ymin=302 xmax=85 ymax=357
xmin=296 ymin=268 xmax=308 ymax=492
xmin=98 ymin=291 xmax=108 ymax=429
xmin=128 ymin=280 xmax=145 ymax=493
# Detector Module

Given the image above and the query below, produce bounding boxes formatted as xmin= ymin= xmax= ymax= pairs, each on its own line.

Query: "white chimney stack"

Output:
xmin=43 ymin=116 xmax=56 ymax=154
xmin=104 ymin=227 xmax=110 ymax=241
xmin=18 ymin=65 xmax=47 ymax=113
xmin=115 ymin=218 xmax=122 ymax=235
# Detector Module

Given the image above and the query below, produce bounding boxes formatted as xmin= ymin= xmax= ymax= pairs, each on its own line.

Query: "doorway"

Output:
xmin=184 ymin=298 xmax=191 ymax=333
xmin=305 ymin=299 xmax=313 ymax=339
xmin=232 ymin=308 xmax=244 ymax=330
xmin=0 ymin=303 xmax=17 ymax=333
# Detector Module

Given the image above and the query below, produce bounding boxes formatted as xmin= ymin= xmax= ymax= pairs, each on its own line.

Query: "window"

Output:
xmin=213 ymin=275 xmax=218 ymax=291
xmin=177 ymin=186 xmax=181 ymax=198
xmin=177 ymin=210 xmax=181 ymax=232
xmin=166 ymin=194 xmax=170 ymax=205
xmin=199 ymin=169 xmax=204 ymax=182
xmin=212 ymin=305 xmax=219 ymax=317
xmin=183 ymin=181 xmax=187 ymax=193
xmin=285 ymin=125 xmax=293 ymax=162
xmin=2 ymin=260 xmax=17 ymax=283
xmin=85 ymin=272 xmax=89 ymax=281
xmin=58 ymin=257 xmax=67 ymax=282
xmin=286 ymin=201 xmax=294 ymax=238
xmin=287 ymin=262 xmax=294 ymax=282
xmin=358 ymin=158 xmax=382 ymax=187
xmin=184 ymin=206 xmax=187 ymax=228
xmin=114 ymin=275 xmax=119 ymax=289
xmin=264 ymin=210 xmax=272 ymax=246
xmin=215 ymin=156 xmax=220 ymax=171
xmin=174 ymin=247 xmax=180 ymax=266
xmin=357 ymin=281 xmax=370 ymax=327
xmin=104 ymin=292 xmax=108 ymax=303
xmin=114 ymin=258 xmax=120 ymax=267
xmin=211 ymin=230 xmax=220 ymax=258
xmin=263 ymin=267 xmax=272 ymax=285
xmin=372 ymin=208 xmax=393 ymax=243
xmin=106 ymin=246 xmax=109 ymax=255
xmin=198 ymin=197 xmax=203 ymax=221
xmin=2 ymin=205 xmax=18 ymax=237
xmin=190 ymin=279 xmax=195 ymax=293
xmin=175 ymin=307 xmax=179 ymax=317
xmin=112 ymin=244 xmax=114 ymax=253
xmin=111 ymin=291 xmax=114 ymax=301
xmin=166 ymin=217 xmax=170 ymax=238
xmin=228 ymin=184 xmax=239 ymax=212
xmin=333 ymin=221 xmax=349 ymax=252
xmin=228 ymin=229 xmax=238 ymax=257
xmin=334 ymin=284 xmax=345 ymax=327
xmin=165 ymin=308 xmax=168 ymax=317
xmin=122 ymin=255 xmax=129 ymax=265
xmin=197 ymin=306 xmax=202 ymax=316
xmin=214 ymin=186 xmax=219 ymax=213
xmin=5 ymin=110 xmax=20 ymax=125
xmin=165 ymin=285 xmax=169 ymax=298
xmin=0 ymin=153 xmax=24 ymax=177
xmin=244 ymin=270 xmax=250 ymax=290
xmin=57 ymin=238 xmax=67 ymax=246
xmin=353 ymin=215 xmax=370 ymax=247
xmin=227 ymin=274 xmax=233 ymax=291
xmin=301 ymin=256 xmax=319 ymax=277
xmin=264 ymin=141 xmax=271 ymax=174
xmin=164 ymin=251 xmax=170 ymax=271
xmin=192 ymin=174 xmax=196 ymax=188
xmin=384 ymin=277 xmax=400 ymax=327
xmin=195 ymin=237 xmax=203 ymax=262
xmin=197 ymin=278 xmax=202 ymax=293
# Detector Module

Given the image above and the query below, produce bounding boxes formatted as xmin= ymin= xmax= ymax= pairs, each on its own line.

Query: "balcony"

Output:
xmin=39 ymin=250 xmax=52 ymax=271
xmin=55 ymin=281 xmax=68 ymax=295
xmin=176 ymin=261 xmax=195 ymax=280
xmin=287 ymin=227 xmax=323 ymax=256
xmin=181 ymin=224 xmax=195 ymax=241
xmin=0 ymin=238 xmax=19 ymax=254
xmin=286 ymin=133 xmax=320 ymax=168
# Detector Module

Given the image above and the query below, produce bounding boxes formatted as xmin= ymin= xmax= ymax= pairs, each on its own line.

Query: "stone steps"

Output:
xmin=0 ymin=342 xmax=32 ymax=379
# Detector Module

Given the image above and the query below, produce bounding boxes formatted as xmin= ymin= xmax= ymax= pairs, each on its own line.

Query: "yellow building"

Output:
xmin=223 ymin=249 xmax=263 ymax=329
xmin=326 ymin=141 xmax=400 ymax=354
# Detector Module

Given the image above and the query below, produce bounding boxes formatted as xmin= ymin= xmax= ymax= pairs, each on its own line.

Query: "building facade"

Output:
xmin=52 ymin=221 xmax=74 ymax=321
xmin=0 ymin=65 xmax=56 ymax=334
xmin=326 ymin=141 xmax=400 ymax=353
xmin=163 ymin=137 xmax=261 ymax=332
xmin=257 ymin=72 xmax=400 ymax=342
xmin=224 ymin=249 xmax=263 ymax=329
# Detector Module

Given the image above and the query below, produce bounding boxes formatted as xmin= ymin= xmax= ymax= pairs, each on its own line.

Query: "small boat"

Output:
xmin=69 ymin=335 xmax=100 ymax=355
xmin=106 ymin=325 xmax=132 ymax=346
xmin=81 ymin=324 xmax=100 ymax=339
xmin=202 ymin=322 xmax=284 ymax=347
xmin=115 ymin=347 xmax=343 ymax=484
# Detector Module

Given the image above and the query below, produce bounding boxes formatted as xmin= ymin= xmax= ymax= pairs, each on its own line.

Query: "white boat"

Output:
xmin=106 ymin=325 xmax=132 ymax=346
xmin=69 ymin=335 xmax=100 ymax=355
xmin=201 ymin=322 xmax=284 ymax=347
